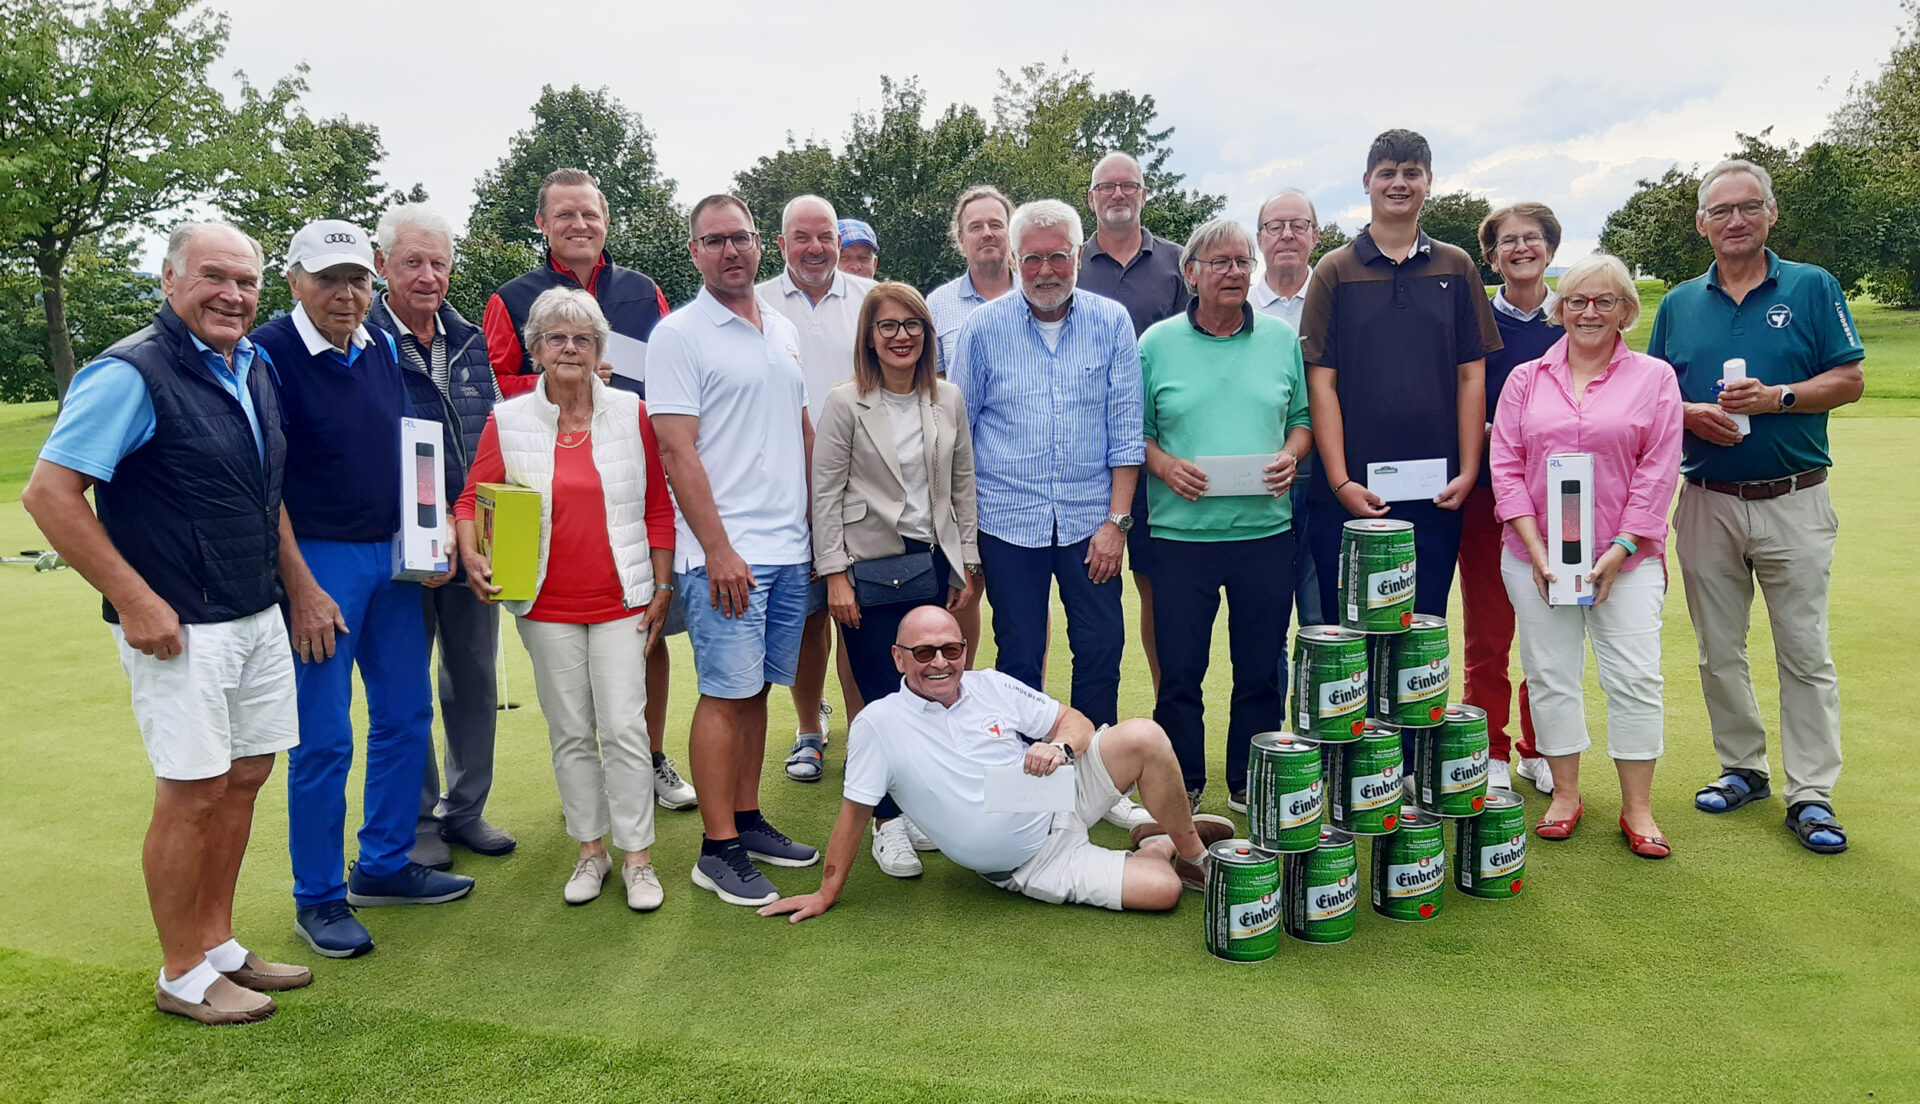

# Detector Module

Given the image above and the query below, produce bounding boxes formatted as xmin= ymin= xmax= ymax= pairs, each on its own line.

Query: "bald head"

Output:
xmin=894 ymin=605 xmax=967 ymax=705
xmin=897 ymin=605 xmax=962 ymax=645
xmin=779 ymin=194 xmax=842 ymax=293
xmin=1089 ymin=152 xmax=1147 ymax=231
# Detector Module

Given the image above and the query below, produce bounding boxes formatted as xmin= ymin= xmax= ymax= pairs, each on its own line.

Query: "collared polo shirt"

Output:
xmin=42 ymin=334 xmax=268 ymax=480
xmin=948 ymin=291 xmax=1145 ymax=548
xmin=927 ymin=269 xmax=1009 ymax=372
xmin=1298 ymin=228 xmax=1502 ymax=500
xmin=1250 ymin=265 xmax=1312 ymax=334
xmin=1079 ymin=229 xmax=1191 ymax=337
xmin=646 ymin=287 xmax=812 ymax=573
xmin=756 ymin=268 xmax=876 ymax=425
xmin=1646 ymin=250 xmax=1864 ymax=483
xmin=842 ymin=669 xmax=1064 ymax=874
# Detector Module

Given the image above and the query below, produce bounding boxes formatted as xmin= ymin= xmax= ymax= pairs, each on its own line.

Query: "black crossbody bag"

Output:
xmin=848 ymin=402 xmax=942 ymax=608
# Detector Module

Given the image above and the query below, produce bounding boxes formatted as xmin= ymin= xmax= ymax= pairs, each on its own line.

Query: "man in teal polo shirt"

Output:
xmin=1647 ymin=158 xmax=1865 ymax=855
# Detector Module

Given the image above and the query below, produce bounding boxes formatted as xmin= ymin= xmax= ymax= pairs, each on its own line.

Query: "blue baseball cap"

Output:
xmin=837 ymin=219 xmax=877 ymax=250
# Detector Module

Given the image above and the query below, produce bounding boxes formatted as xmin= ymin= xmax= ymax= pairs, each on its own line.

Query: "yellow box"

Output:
xmin=475 ymin=483 xmax=541 ymax=603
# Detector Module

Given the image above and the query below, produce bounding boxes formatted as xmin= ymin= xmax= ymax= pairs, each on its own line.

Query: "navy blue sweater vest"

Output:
xmin=92 ymin=305 xmax=287 ymax=625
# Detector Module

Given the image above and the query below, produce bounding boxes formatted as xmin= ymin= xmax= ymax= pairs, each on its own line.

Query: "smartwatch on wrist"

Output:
xmin=1053 ymin=741 xmax=1076 ymax=764
xmin=1779 ymin=385 xmax=1797 ymax=411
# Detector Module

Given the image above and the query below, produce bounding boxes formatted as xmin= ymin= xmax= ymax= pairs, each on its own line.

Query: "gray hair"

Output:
xmin=1697 ymin=159 xmax=1776 ymax=213
xmin=522 ymin=287 xmax=611 ymax=360
xmin=375 ymin=204 xmax=455 ymax=255
xmin=1179 ymin=218 xmax=1258 ymax=291
xmin=163 ymin=221 xmax=264 ymax=276
xmin=1009 ymin=199 xmax=1084 ymax=257
xmin=781 ymin=194 xmax=837 ymax=233
xmin=1257 ymin=187 xmax=1318 ymax=227
xmin=1089 ymin=151 xmax=1143 ymax=189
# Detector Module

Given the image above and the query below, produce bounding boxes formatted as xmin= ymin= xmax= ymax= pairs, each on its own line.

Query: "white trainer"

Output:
xmin=1487 ymin=759 xmax=1512 ymax=793
xmin=871 ymin=818 xmax=924 ymax=878
xmin=622 ymin=863 xmax=664 ymax=911
xmin=653 ymin=755 xmax=698 ymax=810
xmin=1515 ymin=756 xmax=1554 ymax=795
xmin=563 ymin=854 xmax=612 ymax=905
xmin=1100 ymin=792 xmax=1155 ymax=832
xmin=900 ymin=813 xmax=938 ymax=852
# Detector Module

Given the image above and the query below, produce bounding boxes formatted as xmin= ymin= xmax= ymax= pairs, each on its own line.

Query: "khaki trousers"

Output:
xmin=1673 ymin=480 xmax=1842 ymax=805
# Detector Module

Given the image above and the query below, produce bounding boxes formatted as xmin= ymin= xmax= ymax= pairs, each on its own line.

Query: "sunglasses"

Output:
xmin=895 ymin=642 xmax=966 ymax=663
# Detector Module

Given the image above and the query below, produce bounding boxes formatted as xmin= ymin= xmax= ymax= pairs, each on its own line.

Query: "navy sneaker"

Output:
xmin=738 ymin=819 xmax=819 ymax=868
xmin=294 ymin=899 xmax=373 ymax=958
xmin=345 ymin=860 xmax=475 ymax=906
xmin=691 ymin=845 xmax=780 ymax=906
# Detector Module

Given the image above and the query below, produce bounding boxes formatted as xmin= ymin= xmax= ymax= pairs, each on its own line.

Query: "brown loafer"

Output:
xmin=1173 ymin=853 xmax=1210 ymax=893
xmin=155 ymin=975 xmax=275 ymax=1025
xmin=1130 ymin=813 xmax=1236 ymax=850
xmin=222 ymin=952 xmax=313 ymax=991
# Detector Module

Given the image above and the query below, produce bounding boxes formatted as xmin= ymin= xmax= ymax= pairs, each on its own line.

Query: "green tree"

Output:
xmin=1826 ymin=0 xmax=1920 ymax=306
xmin=1310 ymin=221 xmax=1351 ymax=266
xmin=0 ymin=0 xmax=255 ymax=399
xmin=1 ymin=235 xmax=157 ymax=401
xmin=1420 ymin=191 xmax=1495 ymax=284
xmin=465 ymin=85 xmax=693 ymax=305
xmin=834 ymin=81 xmax=990 ymax=290
xmin=1599 ymin=167 xmax=1715 ymax=286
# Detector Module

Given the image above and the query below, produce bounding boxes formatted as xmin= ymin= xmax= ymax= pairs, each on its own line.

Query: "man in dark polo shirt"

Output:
xmin=1298 ymin=129 xmax=1500 ymax=627
xmin=1647 ymin=158 xmax=1864 ymax=855
xmin=1078 ymin=151 xmax=1191 ymax=702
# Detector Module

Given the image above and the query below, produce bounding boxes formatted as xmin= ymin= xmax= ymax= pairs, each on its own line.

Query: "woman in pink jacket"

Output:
xmin=1490 ymin=253 xmax=1683 ymax=858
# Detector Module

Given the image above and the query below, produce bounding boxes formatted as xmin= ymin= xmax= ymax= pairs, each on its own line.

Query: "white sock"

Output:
xmin=204 ymin=938 xmax=248 ymax=973
xmin=158 ymin=959 xmax=220 ymax=1004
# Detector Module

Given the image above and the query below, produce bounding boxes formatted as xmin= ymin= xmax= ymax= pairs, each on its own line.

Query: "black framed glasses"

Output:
xmin=1091 ymin=181 xmax=1143 ymax=196
xmin=895 ymin=641 xmax=966 ymax=663
xmin=694 ymin=231 xmax=760 ymax=253
xmin=1702 ymin=199 xmax=1768 ymax=223
xmin=1260 ymin=218 xmax=1315 ymax=237
xmin=873 ymin=318 xmax=927 ymax=338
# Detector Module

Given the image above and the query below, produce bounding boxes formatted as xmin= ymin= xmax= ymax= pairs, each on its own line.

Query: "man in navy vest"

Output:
xmin=366 ymin=203 xmax=517 ymax=870
xmin=252 ymin=219 xmax=475 ymax=960
xmin=482 ymin=167 xmax=698 ymax=815
xmin=25 ymin=221 xmax=311 ymax=1024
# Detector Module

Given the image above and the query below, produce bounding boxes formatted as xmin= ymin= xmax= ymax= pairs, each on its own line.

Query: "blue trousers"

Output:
xmin=287 ymin=538 xmax=434 ymax=906
xmin=1291 ymin=461 xmax=1323 ymax=626
xmin=978 ymin=530 xmax=1123 ymax=727
xmin=1151 ymin=531 xmax=1293 ymax=793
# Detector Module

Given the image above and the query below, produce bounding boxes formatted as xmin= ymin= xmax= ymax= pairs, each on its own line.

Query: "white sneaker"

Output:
xmin=899 ymin=814 xmax=938 ymax=852
xmin=1101 ymin=792 xmax=1155 ymax=832
xmin=1487 ymin=759 xmax=1512 ymax=792
xmin=563 ymin=854 xmax=612 ymax=905
xmin=622 ymin=863 xmax=663 ymax=911
xmin=1515 ymin=756 xmax=1554 ymax=795
xmin=818 ymin=701 xmax=834 ymax=747
xmin=653 ymin=755 xmax=698 ymax=810
xmin=871 ymin=818 xmax=923 ymax=878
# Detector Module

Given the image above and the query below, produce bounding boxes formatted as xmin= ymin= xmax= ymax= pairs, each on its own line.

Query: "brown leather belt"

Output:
xmin=1686 ymin=468 xmax=1828 ymax=500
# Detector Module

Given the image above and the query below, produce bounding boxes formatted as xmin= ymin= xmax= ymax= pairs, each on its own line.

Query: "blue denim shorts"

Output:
xmin=677 ymin=562 xmax=811 ymax=699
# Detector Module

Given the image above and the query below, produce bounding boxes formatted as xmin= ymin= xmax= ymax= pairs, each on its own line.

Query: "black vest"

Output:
xmin=92 ymin=305 xmax=287 ymax=624
xmin=495 ymin=252 xmax=666 ymax=394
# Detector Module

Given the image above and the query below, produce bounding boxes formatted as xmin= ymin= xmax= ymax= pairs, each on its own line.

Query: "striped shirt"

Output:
xmin=948 ymin=291 xmax=1144 ymax=548
xmin=926 ymin=270 xmax=994 ymax=373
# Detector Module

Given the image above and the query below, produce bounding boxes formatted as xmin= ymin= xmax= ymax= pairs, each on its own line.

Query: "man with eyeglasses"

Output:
xmin=649 ymin=195 xmax=821 ymax=906
xmin=1078 ymin=153 xmax=1191 ymax=709
xmin=756 ymin=195 xmax=877 ymax=785
xmin=1647 ymin=158 xmax=1865 ymax=855
xmin=758 ymin=607 xmax=1235 ymax=921
xmin=1251 ymin=188 xmax=1326 ymax=630
xmin=949 ymin=198 xmax=1143 ymax=740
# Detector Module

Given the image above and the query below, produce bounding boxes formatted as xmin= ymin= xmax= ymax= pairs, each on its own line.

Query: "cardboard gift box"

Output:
xmin=392 ymin=417 xmax=450 ymax=581
xmin=1545 ymin=451 xmax=1595 ymax=607
xmin=475 ymin=483 xmax=541 ymax=602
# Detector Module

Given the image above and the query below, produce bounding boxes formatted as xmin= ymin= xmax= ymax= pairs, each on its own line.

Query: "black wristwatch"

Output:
xmin=1107 ymin=512 xmax=1134 ymax=533
xmin=1053 ymin=741 xmax=1076 ymax=764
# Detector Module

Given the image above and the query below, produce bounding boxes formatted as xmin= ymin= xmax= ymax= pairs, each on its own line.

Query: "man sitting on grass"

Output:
xmin=760 ymin=606 xmax=1234 ymax=920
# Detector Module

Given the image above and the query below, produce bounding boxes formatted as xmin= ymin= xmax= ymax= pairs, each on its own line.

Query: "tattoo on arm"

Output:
xmin=825 ymin=865 xmax=837 ymax=880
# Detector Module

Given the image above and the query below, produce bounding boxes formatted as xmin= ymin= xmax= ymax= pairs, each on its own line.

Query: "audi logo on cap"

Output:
xmin=323 ymin=232 xmax=357 ymax=244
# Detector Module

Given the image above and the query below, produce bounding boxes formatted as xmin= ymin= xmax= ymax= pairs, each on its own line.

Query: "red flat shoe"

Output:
xmin=1620 ymin=815 xmax=1672 ymax=859
xmin=1535 ymin=801 xmax=1584 ymax=840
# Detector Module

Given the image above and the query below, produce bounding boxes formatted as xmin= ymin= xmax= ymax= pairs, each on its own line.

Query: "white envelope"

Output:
xmin=604 ymin=331 xmax=648 ymax=382
xmin=984 ymin=764 xmax=1076 ymax=813
xmin=1195 ymin=454 xmax=1275 ymax=497
xmin=1367 ymin=458 xmax=1448 ymax=502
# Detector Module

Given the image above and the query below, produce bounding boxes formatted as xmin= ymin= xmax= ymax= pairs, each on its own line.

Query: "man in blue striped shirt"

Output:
xmin=949 ymin=199 xmax=1144 ymax=730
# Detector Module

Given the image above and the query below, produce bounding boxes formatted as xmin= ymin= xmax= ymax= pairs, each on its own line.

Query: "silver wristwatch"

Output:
xmin=1107 ymin=512 xmax=1134 ymax=533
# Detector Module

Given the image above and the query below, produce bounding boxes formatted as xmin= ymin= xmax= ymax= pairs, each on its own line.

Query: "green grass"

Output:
xmin=5 ymin=301 xmax=1920 ymax=1101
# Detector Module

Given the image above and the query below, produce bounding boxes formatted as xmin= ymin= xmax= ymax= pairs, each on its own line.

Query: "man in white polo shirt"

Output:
xmin=759 ymin=606 xmax=1234 ymax=921
xmin=651 ymin=194 xmax=822 ymax=907
xmin=756 ymin=195 xmax=876 ymax=785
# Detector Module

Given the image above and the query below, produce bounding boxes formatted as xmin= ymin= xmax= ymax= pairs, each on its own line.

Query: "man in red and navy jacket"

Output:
xmin=481 ymin=167 xmax=671 ymax=399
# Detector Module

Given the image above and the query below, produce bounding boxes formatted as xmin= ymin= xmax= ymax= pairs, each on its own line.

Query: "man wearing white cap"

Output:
xmin=837 ymin=218 xmax=878 ymax=279
xmin=250 ymin=219 xmax=475 ymax=961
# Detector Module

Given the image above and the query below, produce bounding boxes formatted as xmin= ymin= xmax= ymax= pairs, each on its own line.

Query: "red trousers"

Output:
xmin=1457 ymin=484 xmax=1537 ymax=760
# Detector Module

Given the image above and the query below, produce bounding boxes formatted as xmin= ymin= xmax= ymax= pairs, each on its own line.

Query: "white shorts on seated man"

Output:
xmin=760 ymin=606 xmax=1234 ymax=920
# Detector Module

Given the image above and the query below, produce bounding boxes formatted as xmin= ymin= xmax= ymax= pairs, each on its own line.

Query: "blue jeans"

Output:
xmin=287 ymin=538 xmax=433 ymax=907
xmin=978 ymin=530 xmax=1123 ymax=727
xmin=677 ymin=562 xmax=811 ymax=700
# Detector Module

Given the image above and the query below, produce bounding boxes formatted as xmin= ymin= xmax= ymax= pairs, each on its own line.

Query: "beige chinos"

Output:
xmin=1673 ymin=479 xmax=1842 ymax=806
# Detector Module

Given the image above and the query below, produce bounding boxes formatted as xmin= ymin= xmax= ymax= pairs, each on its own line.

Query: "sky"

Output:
xmin=191 ymin=0 xmax=1906 ymax=271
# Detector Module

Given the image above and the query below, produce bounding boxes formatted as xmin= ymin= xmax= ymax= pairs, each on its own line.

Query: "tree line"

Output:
xmin=5 ymin=0 xmax=1918 ymax=404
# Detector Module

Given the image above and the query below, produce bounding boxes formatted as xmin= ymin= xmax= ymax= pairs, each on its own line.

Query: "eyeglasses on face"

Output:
xmin=1260 ymin=218 xmax=1315 ymax=237
xmin=1496 ymin=232 xmax=1547 ymax=252
xmin=694 ymin=231 xmax=760 ymax=253
xmin=1091 ymin=182 xmax=1143 ymax=196
xmin=1561 ymin=294 xmax=1621 ymax=313
xmin=1019 ymin=251 xmax=1075 ymax=270
xmin=539 ymin=332 xmax=598 ymax=350
xmin=894 ymin=641 xmax=967 ymax=663
xmin=872 ymin=318 xmax=926 ymax=338
xmin=1195 ymin=256 xmax=1255 ymax=275
xmin=1702 ymin=199 xmax=1768 ymax=223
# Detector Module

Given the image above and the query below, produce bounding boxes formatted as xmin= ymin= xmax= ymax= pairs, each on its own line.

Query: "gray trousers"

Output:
xmin=1674 ymin=480 xmax=1843 ymax=806
xmin=420 ymin=582 xmax=501 ymax=826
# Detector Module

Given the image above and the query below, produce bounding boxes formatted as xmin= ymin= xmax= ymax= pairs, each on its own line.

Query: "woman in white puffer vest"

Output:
xmin=453 ymin=288 xmax=677 ymax=911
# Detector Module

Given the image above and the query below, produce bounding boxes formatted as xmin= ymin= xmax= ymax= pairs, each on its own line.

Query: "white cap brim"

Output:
xmin=290 ymin=252 xmax=377 ymax=276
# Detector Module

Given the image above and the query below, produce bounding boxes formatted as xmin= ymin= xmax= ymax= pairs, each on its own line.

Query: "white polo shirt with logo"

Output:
xmin=756 ymin=268 xmax=876 ymax=427
xmin=842 ymin=670 xmax=1063 ymax=874
xmin=646 ymin=287 xmax=812 ymax=573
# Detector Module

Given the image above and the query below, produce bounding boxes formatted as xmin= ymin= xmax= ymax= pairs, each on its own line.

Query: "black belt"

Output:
xmin=1687 ymin=468 xmax=1827 ymax=501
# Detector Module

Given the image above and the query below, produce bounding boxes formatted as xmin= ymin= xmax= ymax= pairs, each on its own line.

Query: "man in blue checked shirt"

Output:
xmin=949 ymin=198 xmax=1144 ymax=738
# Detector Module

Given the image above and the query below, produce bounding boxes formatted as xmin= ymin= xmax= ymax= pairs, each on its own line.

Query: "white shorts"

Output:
xmin=994 ymin=730 xmax=1129 ymax=911
xmin=111 ymin=606 xmax=300 ymax=781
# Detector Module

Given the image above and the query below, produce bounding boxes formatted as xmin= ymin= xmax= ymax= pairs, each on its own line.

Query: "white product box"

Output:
xmin=1545 ymin=452 xmax=1594 ymax=607
xmin=393 ymin=417 xmax=450 ymax=581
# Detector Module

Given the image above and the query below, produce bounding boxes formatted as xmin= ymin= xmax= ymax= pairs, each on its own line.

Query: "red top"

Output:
xmin=456 ymin=401 xmax=676 ymax=624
